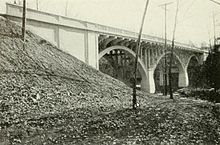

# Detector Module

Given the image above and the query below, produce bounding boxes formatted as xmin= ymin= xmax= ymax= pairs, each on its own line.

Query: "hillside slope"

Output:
xmin=0 ymin=17 xmax=219 ymax=144
xmin=0 ymin=16 xmax=141 ymax=111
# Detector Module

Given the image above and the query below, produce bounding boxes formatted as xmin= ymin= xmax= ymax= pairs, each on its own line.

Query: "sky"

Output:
xmin=1 ymin=0 xmax=220 ymax=47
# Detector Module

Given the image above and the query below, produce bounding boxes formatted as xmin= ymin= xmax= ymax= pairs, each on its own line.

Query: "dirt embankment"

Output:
xmin=0 ymin=17 xmax=219 ymax=144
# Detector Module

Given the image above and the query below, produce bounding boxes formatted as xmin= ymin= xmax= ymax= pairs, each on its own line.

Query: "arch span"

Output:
xmin=186 ymin=55 xmax=200 ymax=69
xmin=152 ymin=52 xmax=189 ymax=89
xmin=99 ymin=46 xmax=152 ymax=92
xmin=152 ymin=52 xmax=184 ymax=72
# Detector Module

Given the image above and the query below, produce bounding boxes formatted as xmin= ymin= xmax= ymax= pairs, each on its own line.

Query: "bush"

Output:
xmin=177 ymin=88 xmax=220 ymax=103
xmin=204 ymin=45 xmax=220 ymax=90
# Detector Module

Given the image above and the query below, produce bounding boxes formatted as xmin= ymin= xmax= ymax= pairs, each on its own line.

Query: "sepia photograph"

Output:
xmin=0 ymin=0 xmax=219 ymax=144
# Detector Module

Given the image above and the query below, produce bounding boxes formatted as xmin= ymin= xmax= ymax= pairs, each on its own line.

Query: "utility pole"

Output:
xmin=36 ymin=0 xmax=39 ymax=10
xmin=22 ymin=0 xmax=27 ymax=42
xmin=213 ymin=12 xmax=217 ymax=45
xmin=169 ymin=0 xmax=179 ymax=99
xmin=207 ymin=25 xmax=213 ymax=52
xmin=209 ymin=0 xmax=220 ymax=46
xmin=65 ymin=0 xmax=69 ymax=16
xmin=132 ymin=0 xmax=150 ymax=110
xmin=159 ymin=2 xmax=173 ymax=96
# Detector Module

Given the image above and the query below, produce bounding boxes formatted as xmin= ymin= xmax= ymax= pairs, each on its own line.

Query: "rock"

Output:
xmin=36 ymin=93 xmax=41 ymax=100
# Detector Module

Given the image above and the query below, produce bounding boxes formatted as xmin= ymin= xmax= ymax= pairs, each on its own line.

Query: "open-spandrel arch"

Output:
xmin=186 ymin=55 xmax=200 ymax=87
xmin=99 ymin=45 xmax=151 ymax=92
xmin=152 ymin=52 xmax=189 ymax=92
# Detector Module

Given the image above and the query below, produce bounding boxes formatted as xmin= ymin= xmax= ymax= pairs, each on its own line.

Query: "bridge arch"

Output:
xmin=99 ymin=45 xmax=150 ymax=91
xmin=152 ymin=51 xmax=189 ymax=92
xmin=152 ymin=52 xmax=184 ymax=72
xmin=186 ymin=55 xmax=200 ymax=69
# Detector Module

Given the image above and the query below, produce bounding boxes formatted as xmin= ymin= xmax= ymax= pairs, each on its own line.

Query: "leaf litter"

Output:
xmin=0 ymin=16 xmax=219 ymax=144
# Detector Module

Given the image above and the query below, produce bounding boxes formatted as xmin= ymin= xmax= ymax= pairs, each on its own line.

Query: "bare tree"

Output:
xmin=133 ymin=0 xmax=150 ymax=109
xmin=36 ymin=0 xmax=39 ymax=10
xmin=169 ymin=0 xmax=179 ymax=99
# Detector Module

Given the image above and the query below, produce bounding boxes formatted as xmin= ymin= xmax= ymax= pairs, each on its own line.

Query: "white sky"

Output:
xmin=1 ymin=0 xmax=220 ymax=47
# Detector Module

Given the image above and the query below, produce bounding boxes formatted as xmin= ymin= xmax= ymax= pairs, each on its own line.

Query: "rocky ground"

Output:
xmin=0 ymin=17 xmax=219 ymax=144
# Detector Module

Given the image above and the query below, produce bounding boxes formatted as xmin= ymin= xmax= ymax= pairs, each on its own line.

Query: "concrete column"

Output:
xmin=203 ymin=53 xmax=208 ymax=62
xmin=85 ymin=33 xmax=89 ymax=64
xmin=96 ymin=34 xmax=99 ymax=70
xmin=141 ymin=69 xmax=155 ymax=93
xmin=178 ymin=68 xmax=189 ymax=87
xmin=148 ymin=49 xmax=151 ymax=68
xmin=155 ymin=48 xmax=158 ymax=58
xmin=139 ymin=47 xmax=142 ymax=59
xmin=150 ymin=49 xmax=153 ymax=66
xmin=159 ymin=70 xmax=163 ymax=86
xmin=144 ymin=48 xmax=147 ymax=67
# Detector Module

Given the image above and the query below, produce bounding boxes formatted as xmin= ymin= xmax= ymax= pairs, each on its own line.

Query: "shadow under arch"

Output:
xmin=99 ymin=45 xmax=149 ymax=92
xmin=186 ymin=54 xmax=200 ymax=69
xmin=152 ymin=51 xmax=189 ymax=91
xmin=187 ymin=55 xmax=200 ymax=87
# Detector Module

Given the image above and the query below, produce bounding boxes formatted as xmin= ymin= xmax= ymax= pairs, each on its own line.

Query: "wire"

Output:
xmin=182 ymin=0 xmax=197 ymax=19
xmin=209 ymin=0 xmax=220 ymax=5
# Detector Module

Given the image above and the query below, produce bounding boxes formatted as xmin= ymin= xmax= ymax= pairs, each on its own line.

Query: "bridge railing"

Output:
xmin=89 ymin=22 xmax=203 ymax=52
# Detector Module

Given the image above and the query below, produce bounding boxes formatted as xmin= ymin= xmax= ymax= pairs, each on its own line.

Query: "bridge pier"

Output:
xmin=143 ymin=69 xmax=156 ymax=93
xmin=178 ymin=68 xmax=189 ymax=87
xmin=140 ymin=70 xmax=155 ymax=93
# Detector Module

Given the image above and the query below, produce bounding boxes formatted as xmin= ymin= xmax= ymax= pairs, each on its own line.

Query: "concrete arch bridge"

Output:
xmin=1 ymin=3 xmax=208 ymax=93
xmin=98 ymin=36 xmax=205 ymax=93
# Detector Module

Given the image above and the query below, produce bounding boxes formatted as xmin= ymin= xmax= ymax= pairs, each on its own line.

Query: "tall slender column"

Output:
xmin=159 ymin=70 xmax=164 ymax=86
xmin=148 ymin=49 xmax=151 ymax=68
